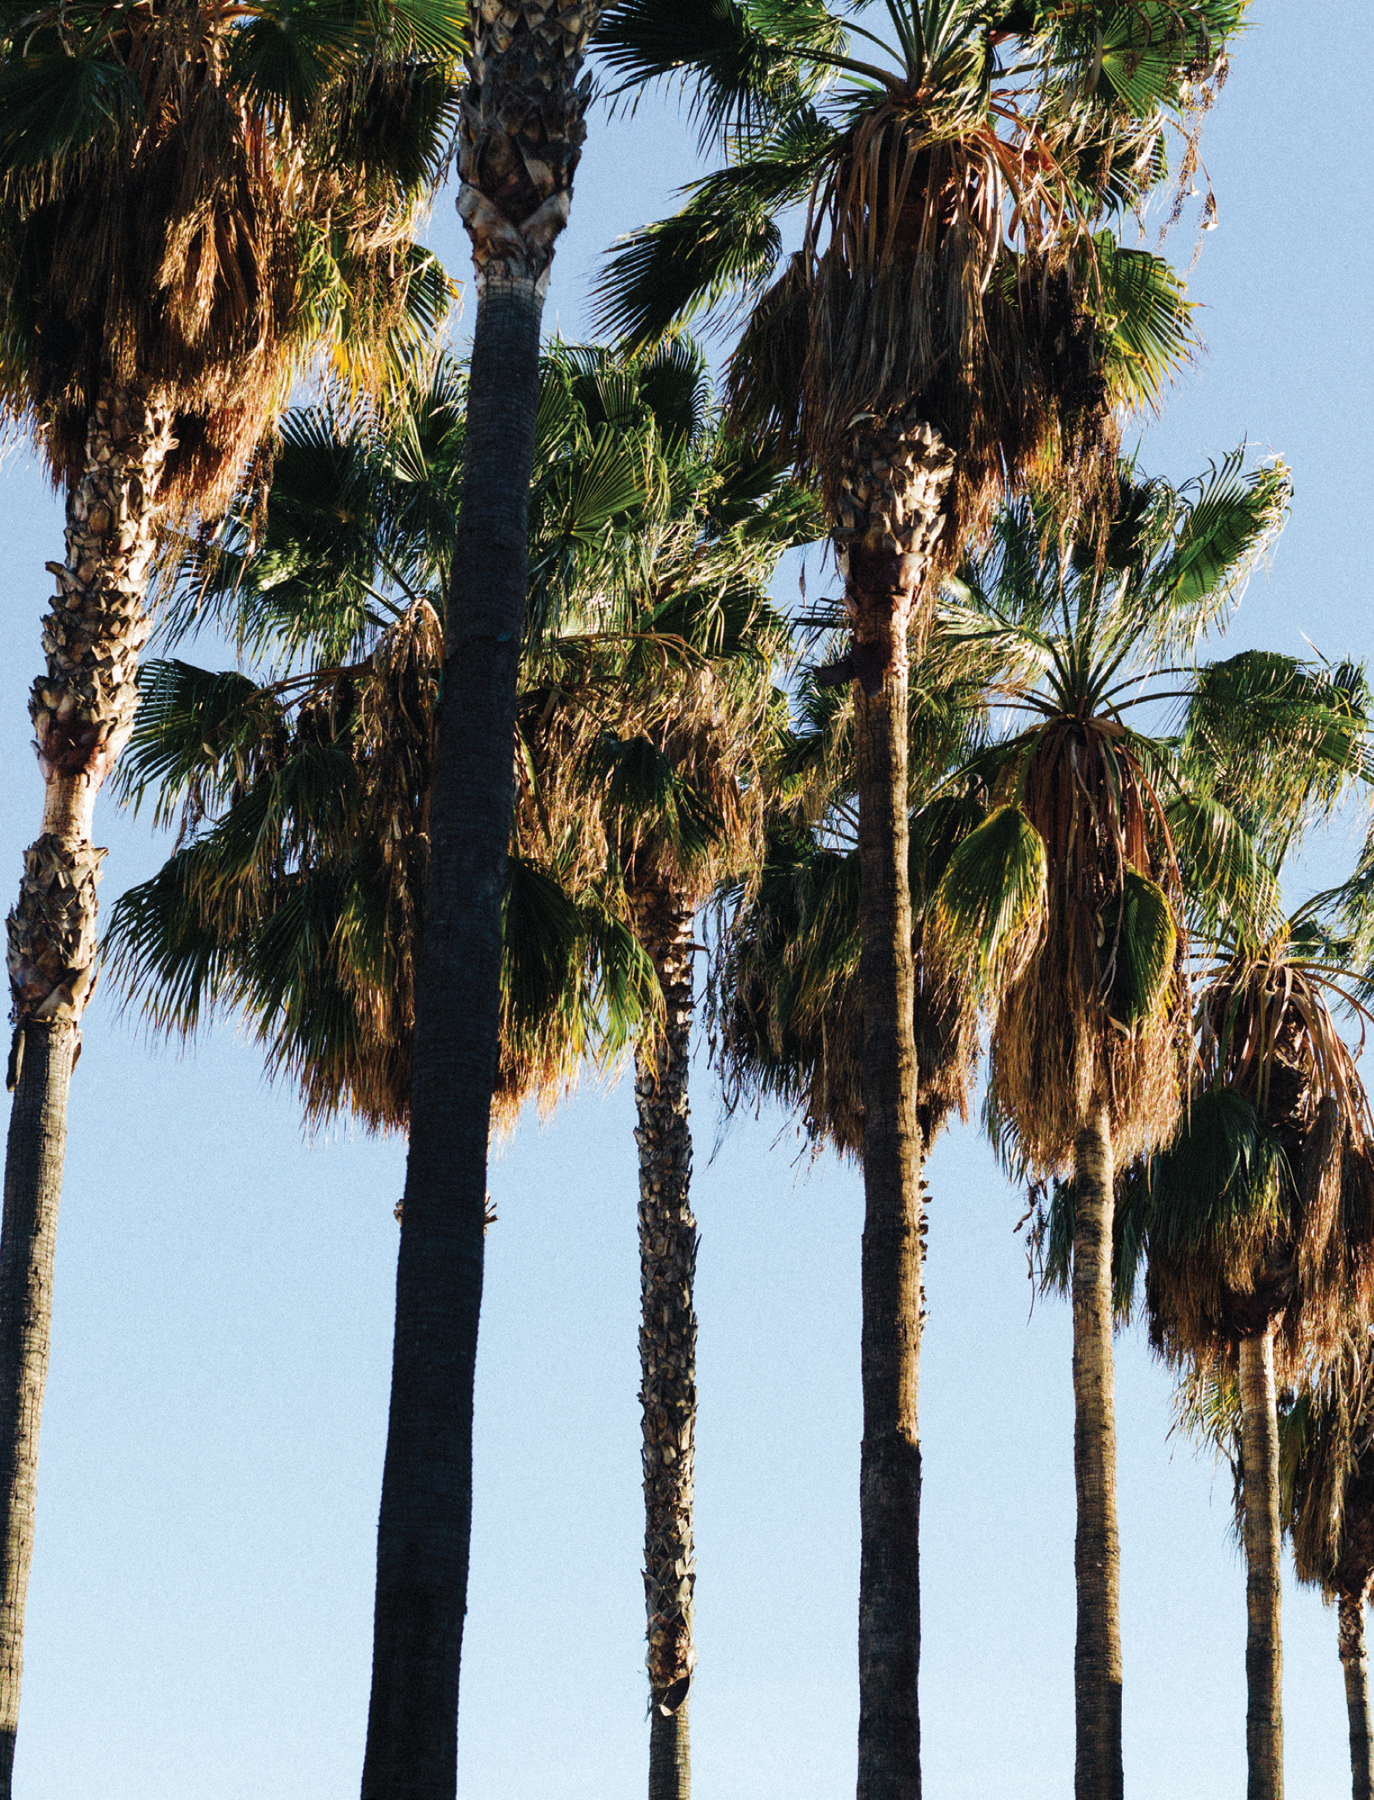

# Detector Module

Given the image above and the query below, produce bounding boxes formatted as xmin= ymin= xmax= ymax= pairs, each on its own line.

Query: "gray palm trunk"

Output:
xmin=633 ymin=893 xmax=698 ymax=1800
xmin=1339 ymin=1593 xmax=1373 ymax=1800
xmin=840 ymin=413 xmax=952 ymax=1800
xmin=359 ymin=7 xmax=600 ymax=1795
xmin=1071 ymin=1104 xmax=1123 ymax=1800
xmin=0 ymin=389 xmax=168 ymax=1796
xmin=1239 ymin=1327 xmax=1284 ymax=1800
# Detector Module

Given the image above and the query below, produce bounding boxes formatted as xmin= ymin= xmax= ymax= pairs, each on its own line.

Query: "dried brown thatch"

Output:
xmin=1147 ymin=950 xmax=1374 ymax=1383
xmin=2 ymin=1 xmax=445 ymax=518
xmin=987 ymin=719 xmax=1186 ymax=1175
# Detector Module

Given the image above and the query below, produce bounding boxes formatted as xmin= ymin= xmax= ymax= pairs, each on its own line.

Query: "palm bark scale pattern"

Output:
xmin=634 ymin=895 xmax=697 ymax=1800
xmin=457 ymin=1 xmax=600 ymax=290
xmin=0 ymin=389 xmax=169 ymax=1796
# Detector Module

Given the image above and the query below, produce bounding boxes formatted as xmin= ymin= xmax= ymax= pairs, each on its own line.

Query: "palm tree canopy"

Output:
xmin=595 ymin=0 xmax=1240 ymax=546
xmin=105 ymin=340 xmax=816 ymax=1131
xmin=0 ymin=0 xmax=466 ymax=513
xmin=929 ymin=450 xmax=1287 ymax=1172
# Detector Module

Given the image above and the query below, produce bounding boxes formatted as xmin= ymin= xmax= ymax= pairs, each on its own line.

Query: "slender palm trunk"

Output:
xmin=360 ymin=10 xmax=598 ymax=1795
xmin=1339 ymin=1592 xmax=1373 ymax=1800
xmin=1071 ymin=1105 xmax=1123 ymax=1800
xmin=0 ymin=390 xmax=168 ymax=1797
xmin=633 ymin=894 xmax=697 ymax=1800
xmin=1239 ymin=1328 xmax=1284 ymax=1800
xmin=839 ymin=414 xmax=952 ymax=1800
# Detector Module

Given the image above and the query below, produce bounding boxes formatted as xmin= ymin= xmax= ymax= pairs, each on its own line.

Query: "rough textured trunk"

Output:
xmin=840 ymin=414 xmax=952 ymax=1800
xmin=360 ymin=8 xmax=599 ymax=1797
xmin=1071 ymin=1105 xmax=1123 ymax=1800
xmin=633 ymin=891 xmax=697 ymax=1800
xmin=1339 ymin=1593 xmax=1373 ymax=1800
xmin=1239 ymin=1328 xmax=1284 ymax=1800
xmin=0 ymin=390 xmax=169 ymax=1798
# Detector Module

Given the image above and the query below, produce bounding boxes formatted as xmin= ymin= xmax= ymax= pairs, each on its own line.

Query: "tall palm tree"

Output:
xmin=1282 ymin=1336 xmax=1374 ymax=1800
xmin=931 ymin=455 xmax=1289 ymax=1798
xmin=1135 ymin=636 xmax=1374 ymax=1800
xmin=594 ymin=9 xmax=1239 ymax=1791
xmin=1144 ymin=922 xmax=1374 ymax=1800
xmin=0 ymin=8 xmax=460 ymax=1783
xmin=108 ymin=341 xmax=813 ymax=1800
xmin=370 ymin=0 xmax=617 ymax=1778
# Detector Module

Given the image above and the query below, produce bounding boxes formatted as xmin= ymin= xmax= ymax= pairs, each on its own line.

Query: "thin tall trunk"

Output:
xmin=840 ymin=413 xmax=952 ymax=1800
xmin=1339 ymin=1592 xmax=1373 ymax=1800
xmin=633 ymin=894 xmax=697 ymax=1800
xmin=1071 ymin=1105 xmax=1123 ymax=1800
xmin=360 ymin=8 xmax=599 ymax=1795
xmin=1239 ymin=1328 xmax=1284 ymax=1800
xmin=0 ymin=390 xmax=168 ymax=1798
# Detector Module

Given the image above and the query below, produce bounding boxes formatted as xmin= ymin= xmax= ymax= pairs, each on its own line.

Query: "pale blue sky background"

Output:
xmin=0 ymin=6 xmax=1370 ymax=1796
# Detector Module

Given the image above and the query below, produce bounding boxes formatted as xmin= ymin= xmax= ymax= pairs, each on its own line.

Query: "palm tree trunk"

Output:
xmin=0 ymin=389 xmax=169 ymax=1798
xmin=360 ymin=9 xmax=599 ymax=1796
xmin=633 ymin=892 xmax=697 ymax=1800
xmin=1239 ymin=1327 xmax=1284 ymax=1800
xmin=1339 ymin=1592 xmax=1373 ymax=1800
xmin=1071 ymin=1105 xmax=1123 ymax=1800
xmin=840 ymin=414 xmax=952 ymax=1800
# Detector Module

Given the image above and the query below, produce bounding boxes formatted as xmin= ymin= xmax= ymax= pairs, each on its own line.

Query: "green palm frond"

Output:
xmin=1165 ymin=794 xmax=1281 ymax=940
xmin=592 ymin=115 xmax=834 ymax=348
xmin=0 ymin=51 xmax=142 ymax=180
xmin=933 ymin=802 xmax=1047 ymax=978
xmin=1101 ymin=868 xmax=1175 ymax=1027
xmin=597 ymin=0 xmax=841 ymax=144
xmin=1089 ymin=237 xmax=1195 ymax=413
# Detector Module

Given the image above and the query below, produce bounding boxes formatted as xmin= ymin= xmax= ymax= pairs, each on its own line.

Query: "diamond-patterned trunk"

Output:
xmin=0 ymin=390 xmax=171 ymax=1797
xmin=633 ymin=891 xmax=697 ymax=1800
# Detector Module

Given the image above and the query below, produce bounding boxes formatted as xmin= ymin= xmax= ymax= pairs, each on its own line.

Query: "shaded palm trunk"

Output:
xmin=0 ymin=390 xmax=169 ymax=1796
xmin=360 ymin=9 xmax=599 ymax=1794
xmin=1239 ymin=1327 xmax=1284 ymax=1800
xmin=1071 ymin=1104 xmax=1123 ymax=1800
xmin=1339 ymin=1592 xmax=1373 ymax=1800
xmin=840 ymin=414 xmax=952 ymax=1800
xmin=633 ymin=893 xmax=697 ymax=1800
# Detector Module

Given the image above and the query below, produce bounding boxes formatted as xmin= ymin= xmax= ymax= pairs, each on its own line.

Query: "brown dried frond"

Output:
xmin=988 ymin=720 xmax=1186 ymax=1173
xmin=4 ymin=0 xmax=445 ymax=518
xmin=1149 ymin=946 xmax=1374 ymax=1381
xmin=725 ymin=95 xmax=1122 ymax=575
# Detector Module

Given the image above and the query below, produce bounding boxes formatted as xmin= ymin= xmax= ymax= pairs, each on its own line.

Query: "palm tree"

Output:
xmin=1133 ymin=636 xmax=1374 ymax=1800
xmin=108 ymin=341 xmax=813 ymax=1800
xmin=931 ymin=455 xmax=1289 ymax=1798
xmin=370 ymin=0 xmax=617 ymax=1778
xmin=1144 ymin=922 xmax=1374 ymax=1800
xmin=0 ymin=8 xmax=461 ymax=1782
xmin=594 ymin=9 xmax=1239 ymax=1790
xmin=1283 ymin=1336 xmax=1374 ymax=1800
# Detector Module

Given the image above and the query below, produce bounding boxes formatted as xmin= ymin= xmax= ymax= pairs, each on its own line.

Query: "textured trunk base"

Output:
xmin=648 ymin=1698 xmax=690 ymax=1800
xmin=854 ymin=654 xmax=924 ymax=1800
xmin=0 ymin=1021 xmax=76 ymax=1798
xmin=1341 ymin=1595 xmax=1373 ymax=1800
xmin=1072 ymin=1109 xmax=1123 ymax=1800
xmin=634 ymin=897 xmax=698 ymax=1800
xmin=1240 ymin=1330 xmax=1284 ymax=1800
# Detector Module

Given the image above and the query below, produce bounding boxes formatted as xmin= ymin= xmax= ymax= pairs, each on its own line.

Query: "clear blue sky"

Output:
xmin=0 ymin=7 xmax=1371 ymax=1796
